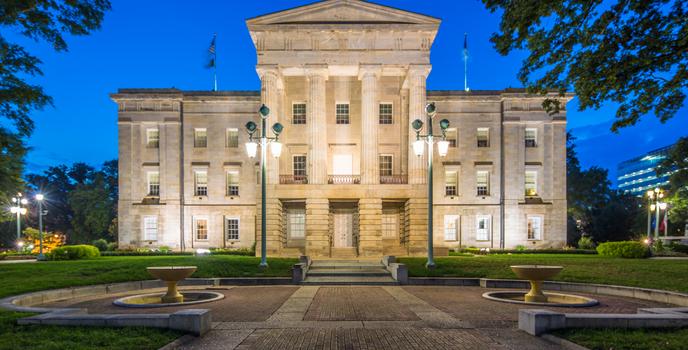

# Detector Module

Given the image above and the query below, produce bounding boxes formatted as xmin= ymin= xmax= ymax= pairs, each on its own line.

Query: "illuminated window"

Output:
xmin=445 ymin=170 xmax=458 ymax=196
xmin=379 ymin=155 xmax=393 ymax=176
xmin=226 ymin=170 xmax=239 ymax=196
xmin=287 ymin=209 xmax=305 ymax=239
xmin=446 ymin=128 xmax=457 ymax=147
xmin=382 ymin=212 xmax=398 ymax=238
xmin=476 ymin=171 xmax=489 ymax=196
xmin=444 ymin=215 xmax=459 ymax=241
xmin=146 ymin=128 xmax=159 ymax=148
xmin=226 ymin=128 xmax=239 ymax=148
xmin=194 ymin=170 xmax=208 ymax=196
xmin=477 ymin=128 xmax=490 ymax=147
xmin=525 ymin=128 xmax=537 ymax=147
xmin=476 ymin=215 xmax=490 ymax=241
xmin=147 ymin=171 xmax=160 ymax=196
xmin=194 ymin=128 xmax=207 ymax=148
xmin=525 ymin=170 xmax=537 ymax=196
xmin=293 ymin=155 xmax=307 ymax=179
xmin=527 ymin=216 xmax=543 ymax=240
xmin=143 ymin=216 xmax=158 ymax=241
xmin=226 ymin=218 xmax=239 ymax=240
xmin=194 ymin=217 xmax=208 ymax=240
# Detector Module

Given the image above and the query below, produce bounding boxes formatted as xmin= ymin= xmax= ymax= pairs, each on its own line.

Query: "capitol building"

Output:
xmin=114 ymin=0 xmax=570 ymax=257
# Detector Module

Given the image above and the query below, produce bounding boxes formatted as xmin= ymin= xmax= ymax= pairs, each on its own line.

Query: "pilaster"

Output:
xmin=306 ymin=198 xmax=330 ymax=257
xmin=358 ymin=198 xmax=383 ymax=256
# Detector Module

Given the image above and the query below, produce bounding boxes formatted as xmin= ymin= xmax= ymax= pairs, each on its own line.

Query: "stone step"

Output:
xmin=306 ymin=268 xmax=390 ymax=277
xmin=310 ymin=262 xmax=385 ymax=269
xmin=301 ymin=276 xmax=399 ymax=286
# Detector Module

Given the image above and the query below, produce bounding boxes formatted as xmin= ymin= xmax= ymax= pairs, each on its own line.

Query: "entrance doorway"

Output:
xmin=333 ymin=211 xmax=354 ymax=248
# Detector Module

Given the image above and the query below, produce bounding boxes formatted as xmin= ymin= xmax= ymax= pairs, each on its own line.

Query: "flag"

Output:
xmin=206 ymin=34 xmax=216 ymax=69
xmin=463 ymin=32 xmax=468 ymax=60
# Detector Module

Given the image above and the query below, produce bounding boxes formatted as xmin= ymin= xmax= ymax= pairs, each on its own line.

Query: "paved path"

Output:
xmin=41 ymin=285 xmax=669 ymax=349
xmin=0 ymin=259 xmax=37 ymax=264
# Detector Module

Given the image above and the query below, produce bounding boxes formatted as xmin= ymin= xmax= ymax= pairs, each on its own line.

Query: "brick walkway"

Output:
xmin=39 ymin=285 xmax=671 ymax=349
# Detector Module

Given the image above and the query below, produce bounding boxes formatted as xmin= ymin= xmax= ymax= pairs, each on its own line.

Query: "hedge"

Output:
xmin=49 ymin=245 xmax=101 ymax=260
xmin=596 ymin=241 xmax=649 ymax=258
xmin=455 ymin=248 xmax=597 ymax=255
xmin=100 ymin=248 xmax=254 ymax=257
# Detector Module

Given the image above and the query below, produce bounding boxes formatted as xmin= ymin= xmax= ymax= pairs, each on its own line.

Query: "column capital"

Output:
xmin=304 ymin=64 xmax=329 ymax=80
xmin=407 ymin=64 xmax=432 ymax=78
xmin=256 ymin=64 xmax=280 ymax=80
xmin=358 ymin=64 xmax=382 ymax=80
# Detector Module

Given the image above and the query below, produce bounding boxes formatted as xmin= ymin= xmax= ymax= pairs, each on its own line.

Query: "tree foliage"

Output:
xmin=483 ymin=0 xmax=688 ymax=131
xmin=566 ymin=133 xmax=642 ymax=244
xmin=0 ymin=0 xmax=111 ymax=214
xmin=657 ymin=137 xmax=688 ymax=225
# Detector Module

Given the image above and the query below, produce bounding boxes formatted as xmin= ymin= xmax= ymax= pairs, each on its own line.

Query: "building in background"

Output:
xmin=617 ymin=145 xmax=673 ymax=196
xmin=114 ymin=0 xmax=571 ymax=257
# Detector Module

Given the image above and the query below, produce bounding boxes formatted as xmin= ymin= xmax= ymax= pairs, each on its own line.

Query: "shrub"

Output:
xmin=106 ymin=242 xmax=118 ymax=251
xmin=49 ymin=245 xmax=101 ymax=260
xmin=596 ymin=241 xmax=649 ymax=258
xmin=456 ymin=248 xmax=597 ymax=255
xmin=669 ymin=242 xmax=688 ymax=254
xmin=92 ymin=239 xmax=109 ymax=252
xmin=577 ymin=236 xmax=596 ymax=250
xmin=515 ymin=245 xmax=526 ymax=251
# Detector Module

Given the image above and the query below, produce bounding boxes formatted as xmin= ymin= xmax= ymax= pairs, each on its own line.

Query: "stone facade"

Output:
xmin=113 ymin=0 xmax=571 ymax=257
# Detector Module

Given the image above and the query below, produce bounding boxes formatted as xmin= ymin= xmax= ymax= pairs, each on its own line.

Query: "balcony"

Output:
xmin=280 ymin=175 xmax=308 ymax=184
xmin=328 ymin=175 xmax=361 ymax=184
xmin=380 ymin=175 xmax=408 ymax=184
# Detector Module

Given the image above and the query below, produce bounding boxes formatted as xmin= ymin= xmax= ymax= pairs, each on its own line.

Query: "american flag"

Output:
xmin=206 ymin=33 xmax=216 ymax=68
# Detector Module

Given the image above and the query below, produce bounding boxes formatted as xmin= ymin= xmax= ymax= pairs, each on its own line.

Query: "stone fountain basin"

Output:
xmin=113 ymin=290 xmax=224 ymax=308
xmin=482 ymin=291 xmax=599 ymax=307
xmin=147 ymin=266 xmax=197 ymax=281
xmin=510 ymin=265 xmax=563 ymax=281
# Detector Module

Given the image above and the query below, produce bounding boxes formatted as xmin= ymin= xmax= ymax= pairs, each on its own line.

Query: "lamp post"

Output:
xmin=10 ymin=193 xmax=28 ymax=252
xmin=411 ymin=102 xmax=450 ymax=269
xmin=646 ymin=188 xmax=665 ymax=242
xmin=245 ymin=104 xmax=283 ymax=269
xmin=35 ymin=193 xmax=46 ymax=261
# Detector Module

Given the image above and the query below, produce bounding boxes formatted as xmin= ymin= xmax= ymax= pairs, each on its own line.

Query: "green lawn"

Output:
xmin=399 ymin=254 xmax=688 ymax=293
xmin=553 ymin=328 xmax=688 ymax=350
xmin=0 ymin=255 xmax=297 ymax=299
xmin=0 ymin=311 xmax=181 ymax=350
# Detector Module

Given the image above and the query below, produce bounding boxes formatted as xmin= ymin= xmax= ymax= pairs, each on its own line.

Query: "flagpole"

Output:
xmin=213 ymin=33 xmax=218 ymax=91
xmin=463 ymin=33 xmax=469 ymax=92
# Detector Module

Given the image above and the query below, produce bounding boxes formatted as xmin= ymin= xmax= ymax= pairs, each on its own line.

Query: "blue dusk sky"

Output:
xmin=8 ymin=0 xmax=687 ymax=186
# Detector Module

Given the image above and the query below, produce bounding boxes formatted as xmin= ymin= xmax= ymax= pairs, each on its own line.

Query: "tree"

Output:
xmin=68 ymin=173 xmax=114 ymax=243
xmin=483 ymin=0 xmax=688 ymax=131
xmin=566 ymin=133 xmax=642 ymax=243
xmin=657 ymin=137 xmax=688 ymax=225
xmin=0 ymin=0 xmax=111 ymax=209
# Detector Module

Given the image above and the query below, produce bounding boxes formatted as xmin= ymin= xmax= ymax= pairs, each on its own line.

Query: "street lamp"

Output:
xmin=35 ymin=193 xmax=46 ymax=261
xmin=10 ymin=193 xmax=28 ymax=252
xmin=647 ymin=188 xmax=666 ymax=241
xmin=245 ymin=104 xmax=283 ymax=268
xmin=411 ymin=102 xmax=450 ymax=269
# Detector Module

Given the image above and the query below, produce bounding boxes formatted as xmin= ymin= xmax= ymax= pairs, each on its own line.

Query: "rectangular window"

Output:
xmin=194 ymin=128 xmax=207 ymax=148
xmin=381 ymin=213 xmax=398 ymax=238
xmin=287 ymin=209 xmax=306 ymax=239
xmin=293 ymin=155 xmax=307 ymax=178
xmin=445 ymin=170 xmax=458 ymax=196
xmin=379 ymin=103 xmax=393 ymax=124
xmin=146 ymin=128 xmax=159 ymax=148
xmin=476 ymin=215 xmax=491 ymax=241
xmin=477 ymin=128 xmax=490 ymax=147
xmin=147 ymin=171 xmax=160 ymax=196
xmin=226 ymin=218 xmax=239 ymax=240
xmin=194 ymin=170 xmax=208 ymax=196
xmin=446 ymin=128 xmax=457 ymax=148
xmin=143 ymin=216 xmax=158 ymax=241
xmin=476 ymin=170 xmax=490 ymax=196
xmin=194 ymin=217 xmax=208 ymax=240
xmin=226 ymin=128 xmax=239 ymax=148
xmin=336 ymin=103 xmax=350 ymax=124
xmin=527 ymin=216 xmax=543 ymax=240
xmin=444 ymin=215 xmax=459 ymax=241
xmin=525 ymin=170 xmax=537 ymax=196
xmin=226 ymin=170 xmax=239 ymax=196
xmin=292 ymin=103 xmax=306 ymax=124
xmin=525 ymin=128 xmax=537 ymax=147
xmin=379 ymin=155 xmax=393 ymax=176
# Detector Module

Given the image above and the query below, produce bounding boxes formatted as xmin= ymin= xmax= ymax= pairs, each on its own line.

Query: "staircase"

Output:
xmin=302 ymin=260 xmax=398 ymax=285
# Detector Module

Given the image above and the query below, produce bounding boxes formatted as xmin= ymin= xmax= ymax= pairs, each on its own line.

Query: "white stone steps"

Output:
xmin=306 ymin=268 xmax=390 ymax=277
xmin=300 ymin=276 xmax=399 ymax=285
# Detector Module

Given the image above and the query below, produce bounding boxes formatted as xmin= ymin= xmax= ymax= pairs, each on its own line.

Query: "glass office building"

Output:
xmin=617 ymin=145 xmax=673 ymax=196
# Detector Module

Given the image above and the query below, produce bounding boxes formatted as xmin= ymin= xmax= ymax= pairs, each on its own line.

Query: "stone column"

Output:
xmin=407 ymin=65 xmax=431 ymax=184
xmin=257 ymin=65 xmax=281 ymax=184
xmin=359 ymin=65 xmax=381 ymax=184
xmin=306 ymin=65 xmax=328 ymax=184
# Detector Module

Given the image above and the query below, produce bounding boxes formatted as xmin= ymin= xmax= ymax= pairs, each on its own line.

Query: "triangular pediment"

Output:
xmin=246 ymin=0 xmax=440 ymax=26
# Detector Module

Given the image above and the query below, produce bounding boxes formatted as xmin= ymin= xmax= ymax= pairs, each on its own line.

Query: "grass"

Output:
xmin=553 ymin=328 xmax=688 ymax=350
xmin=0 ymin=255 xmax=297 ymax=298
xmin=399 ymin=254 xmax=688 ymax=293
xmin=0 ymin=310 xmax=181 ymax=350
